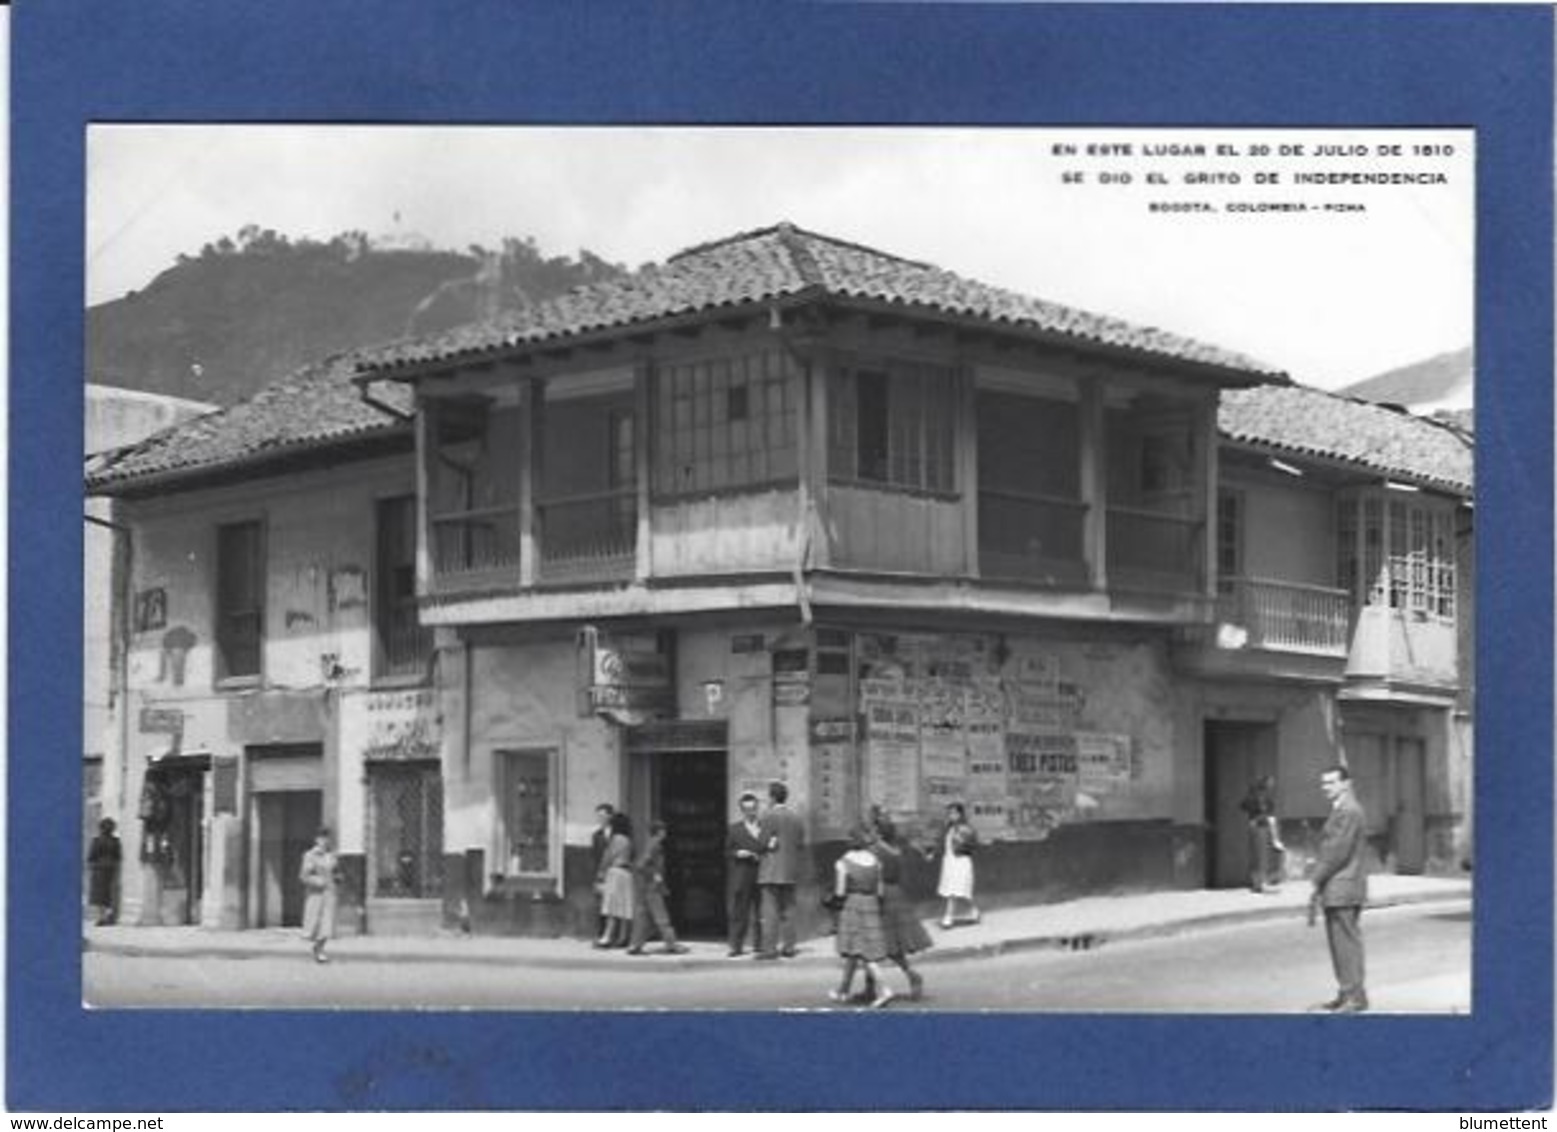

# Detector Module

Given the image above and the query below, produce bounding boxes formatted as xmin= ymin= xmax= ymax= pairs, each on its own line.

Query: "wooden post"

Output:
xmin=519 ymin=379 xmax=539 ymax=587
xmin=805 ymin=348 xmax=831 ymax=570
xmin=960 ymin=365 xmax=980 ymax=578
xmin=1080 ymin=377 xmax=1108 ymax=592
xmin=414 ymin=395 xmax=432 ymax=595
xmin=1201 ymin=393 xmax=1220 ymax=599
xmin=635 ymin=362 xmax=653 ymax=581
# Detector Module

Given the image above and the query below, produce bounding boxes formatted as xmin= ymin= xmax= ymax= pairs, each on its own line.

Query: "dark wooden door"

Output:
xmin=653 ymin=749 xmax=728 ymax=939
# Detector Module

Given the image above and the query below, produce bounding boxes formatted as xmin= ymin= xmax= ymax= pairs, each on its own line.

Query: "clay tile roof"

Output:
xmin=85 ymin=352 xmax=411 ymax=493
xmin=1219 ymin=383 xmax=1473 ymax=495
xmin=356 ymin=222 xmax=1284 ymax=380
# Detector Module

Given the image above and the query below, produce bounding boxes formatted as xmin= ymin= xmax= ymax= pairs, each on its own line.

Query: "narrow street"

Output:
xmin=85 ymin=899 xmax=1469 ymax=1013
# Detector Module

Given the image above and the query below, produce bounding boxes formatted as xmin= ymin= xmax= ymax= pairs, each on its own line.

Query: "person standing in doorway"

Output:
xmin=754 ymin=781 xmax=805 ymax=960
xmin=1309 ymin=765 xmax=1370 ymax=1012
xmin=725 ymin=792 xmax=765 ymax=957
xmin=627 ymin=821 xmax=690 ymax=956
xmin=300 ymin=827 xmax=340 ymax=964
xmin=590 ymin=802 xmax=616 ymax=939
xmin=87 ymin=818 xmax=122 ymax=926
xmin=935 ymin=802 xmax=981 ymax=929
xmin=1241 ymin=775 xmax=1285 ymax=893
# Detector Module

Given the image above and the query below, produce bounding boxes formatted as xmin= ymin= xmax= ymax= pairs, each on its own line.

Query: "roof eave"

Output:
xmin=1220 ymin=436 xmax=1471 ymax=498
xmin=86 ymin=424 xmax=412 ymax=499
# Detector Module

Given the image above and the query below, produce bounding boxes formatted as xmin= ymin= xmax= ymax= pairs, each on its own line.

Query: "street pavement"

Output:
xmin=84 ymin=899 xmax=1470 ymax=1012
xmin=84 ymin=873 xmax=1469 ymax=974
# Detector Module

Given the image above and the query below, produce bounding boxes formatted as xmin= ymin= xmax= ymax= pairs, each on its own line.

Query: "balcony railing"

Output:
xmin=978 ymin=488 xmax=1089 ymax=586
xmin=1107 ymin=507 xmax=1203 ymax=592
xmin=379 ymin=608 xmax=434 ymax=678
xmin=536 ymin=487 xmax=637 ymax=583
xmin=430 ymin=505 xmax=521 ymax=591
xmin=1217 ymin=576 xmax=1351 ymax=655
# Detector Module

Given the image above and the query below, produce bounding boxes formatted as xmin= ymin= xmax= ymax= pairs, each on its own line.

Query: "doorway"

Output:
xmin=1347 ymin=731 xmax=1426 ymax=874
xmin=1204 ymin=720 xmax=1278 ymax=888
xmin=627 ymin=722 xmax=729 ymax=940
xmin=151 ymin=762 xmax=208 ymax=924
xmin=246 ymin=743 xmax=324 ymax=928
xmin=253 ymin=790 xmax=322 ymax=927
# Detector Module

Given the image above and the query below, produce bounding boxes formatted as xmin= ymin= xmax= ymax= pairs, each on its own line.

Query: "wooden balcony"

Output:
xmin=1217 ymin=576 xmax=1351 ymax=655
xmin=1107 ymin=507 xmax=1203 ymax=594
xmin=535 ymin=487 xmax=637 ymax=585
xmin=977 ymin=488 xmax=1089 ymax=587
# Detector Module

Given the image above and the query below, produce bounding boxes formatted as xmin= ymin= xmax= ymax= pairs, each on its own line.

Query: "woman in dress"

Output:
xmin=935 ymin=802 xmax=981 ymax=929
xmin=829 ymin=825 xmax=895 ymax=1009
xmin=299 ymin=827 xmax=340 ymax=964
xmin=594 ymin=812 xmax=635 ymax=948
xmin=869 ymin=809 xmax=930 ymax=1000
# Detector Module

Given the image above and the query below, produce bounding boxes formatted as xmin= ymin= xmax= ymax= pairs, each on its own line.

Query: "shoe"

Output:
xmin=727 ymin=949 xmax=744 ymax=958
xmin=940 ymin=919 xmax=955 ymax=930
xmin=626 ymin=947 xmax=645 ymax=956
xmin=1311 ymin=995 xmax=1349 ymax=1012
xmin=870 ymin=989 xmax=896 ymax=1009
xmin=828 ymin=990 xmax=851 ymax=1004
xmin=780 ymin=947 xmax=799 ymax=958
xmin=664 ymin=944 xmax=690 ymax=955
xmin=592 ymin=941 xmax=612 ymax=949
xmin=908 ymin=971 xmax=924 ymax=1001
xmin=314 ymin=952 xmax=330 ymax=964
xmin=1333 ymin=995 xmax=1369 ymax=1013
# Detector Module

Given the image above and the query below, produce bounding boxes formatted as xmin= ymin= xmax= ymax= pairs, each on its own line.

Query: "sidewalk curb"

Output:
xmin=83 ymin=889 xmax=1470 ymax=972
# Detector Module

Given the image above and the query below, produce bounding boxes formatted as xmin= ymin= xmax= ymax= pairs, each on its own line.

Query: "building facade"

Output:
xmin=87 ymin=225 xmax=1473 ymax=938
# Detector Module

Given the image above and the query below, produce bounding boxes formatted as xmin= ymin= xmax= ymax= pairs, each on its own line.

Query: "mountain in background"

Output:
xmin=87 ymin=227 xmax=631 ymax=405
xmin=1335 ymin=346 xmax=1474 ymax=419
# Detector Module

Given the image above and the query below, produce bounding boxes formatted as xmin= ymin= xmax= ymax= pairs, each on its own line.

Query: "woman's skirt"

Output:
xmin=879 ymin=883 xmax=933 ymax=956
xmin=937 ymin=853 xmax=975 ymax=900
xmin=302 ymin=888 xmax=337 ymax=942
xmin=835 ymin=892 xmax=887 ymax=961
xmin=601 ymin=866 xmax=635 ymax=919
xmin=88 ymin=866 xmax=116 ymax=908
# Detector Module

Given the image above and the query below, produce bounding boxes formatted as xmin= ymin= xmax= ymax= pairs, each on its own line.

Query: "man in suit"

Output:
xmin=725 ymin=792 xmax=766 ymax=957
xmin=1310 ymin=764 xmax=1370 ymax=1012
xmin=754 ymin=781 xmax=805 ymax=960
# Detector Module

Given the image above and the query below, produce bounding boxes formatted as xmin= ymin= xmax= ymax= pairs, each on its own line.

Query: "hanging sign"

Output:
xmin=576 ymin=626 xmax=674 ymax=722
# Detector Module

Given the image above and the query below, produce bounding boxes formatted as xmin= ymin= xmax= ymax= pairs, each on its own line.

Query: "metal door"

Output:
xmin=367 ymin=762 xmax=445 ymax=898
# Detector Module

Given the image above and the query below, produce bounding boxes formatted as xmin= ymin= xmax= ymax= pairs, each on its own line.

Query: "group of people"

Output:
xmin=591 ymin=805 xmax=691 ymax=955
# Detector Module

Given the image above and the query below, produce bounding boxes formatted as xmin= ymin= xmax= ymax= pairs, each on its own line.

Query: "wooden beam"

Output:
xmin=634 ymin=362 xmax=653 ymax=582
xmin=1200 ymin=394 xmax=1219 ymax=600
xmin=1080 ymin=378 xmax=1108 ymax=592
xmin=518 ymin=379 xmax=539 ymax=587
xmin=414 ymin=395 xmax=432 ymax=596
xmin=805 ymin=348 xmax=831 ymax=569
xmin=960 ymin=366 xmax=980 ymax=578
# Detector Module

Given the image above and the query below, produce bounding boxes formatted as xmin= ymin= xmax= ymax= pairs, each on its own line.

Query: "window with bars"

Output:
xmin=215 ymin=520 xmax=264 ymax=681
xmin=375 ymin=496 xmax=432 ymax=679
xmin=367 ymin=762 xmax=444 ymax=899
xmin=829 ymin=361 xmax=957 ymax=494
xmin=495 ymin=748 xmax=557 ymax=878
xmin=653 ymin=350 xmax=799 ymax=497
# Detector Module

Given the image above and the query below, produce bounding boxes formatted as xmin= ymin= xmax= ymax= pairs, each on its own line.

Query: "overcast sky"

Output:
xmin=86 ymin=125 xmax=1474 ymax=390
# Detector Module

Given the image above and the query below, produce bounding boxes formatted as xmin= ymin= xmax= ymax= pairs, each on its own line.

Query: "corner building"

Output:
xmin=362 ymin=222 xmax=1284 ymax=937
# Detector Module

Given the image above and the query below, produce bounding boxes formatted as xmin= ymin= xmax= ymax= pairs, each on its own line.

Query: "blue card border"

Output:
xmin=11 ymin=1 xmax=1553 ymax=1112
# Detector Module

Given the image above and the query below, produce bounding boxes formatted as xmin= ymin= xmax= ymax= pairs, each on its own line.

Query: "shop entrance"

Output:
xmin=627 ymin=722 xmax=729 ymax=941
xmin=1204 ymin=720 xmax=1278 ymax=888
xmin=143 ymin=759 xmax=209 ymax=925
xmin=246 ymin=743 xmax=324 ymax=928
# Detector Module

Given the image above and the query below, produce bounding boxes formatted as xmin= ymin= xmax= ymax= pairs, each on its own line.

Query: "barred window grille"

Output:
xmin=368 ymin=763 xmax=444 ymax=899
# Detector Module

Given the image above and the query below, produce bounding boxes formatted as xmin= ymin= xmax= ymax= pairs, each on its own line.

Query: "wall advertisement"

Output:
xmin=853 ymin=631 xmax=1153 ymax=842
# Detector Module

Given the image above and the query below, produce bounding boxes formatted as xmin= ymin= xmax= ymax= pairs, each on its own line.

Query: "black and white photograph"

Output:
xmin=78 ymin=124 xmax=1478 ymax=1017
